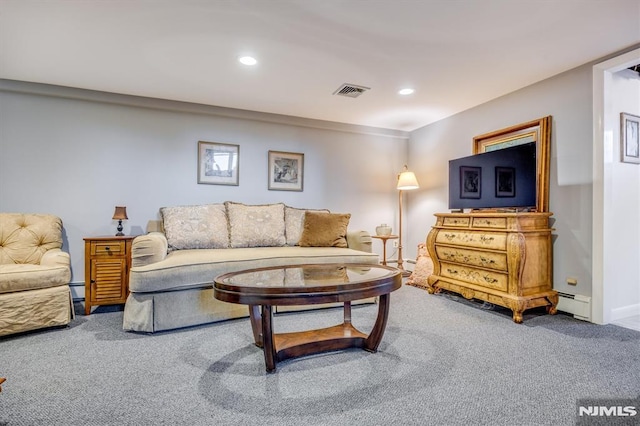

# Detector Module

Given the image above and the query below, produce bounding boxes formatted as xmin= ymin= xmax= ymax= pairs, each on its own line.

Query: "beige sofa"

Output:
xmin=0 ymin=213 xmax=74 ymax=337
xmin=123 ymin=202 xmax=380 ymax=333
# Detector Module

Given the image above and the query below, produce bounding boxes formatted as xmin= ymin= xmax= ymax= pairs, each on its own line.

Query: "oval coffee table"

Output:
xmin=214 ymin=263 xmax=402 ymax=373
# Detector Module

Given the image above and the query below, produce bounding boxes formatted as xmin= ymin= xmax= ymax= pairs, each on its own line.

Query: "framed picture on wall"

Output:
xmin=495 ymin=167 xmax=516 ymax=197
xmin=197 ymin=141 xmax=239 ymax=185
xmin=268 ymin=150 xmax=304 ymax=191
xmin=621 ymin=112 xmax=640 ymax=164
xmin=460 ymin=166 xmax=481 ymax=199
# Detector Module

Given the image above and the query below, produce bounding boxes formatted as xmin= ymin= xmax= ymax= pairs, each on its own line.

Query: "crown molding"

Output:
xmin=0 ymin=79 xmax=410 ymax=141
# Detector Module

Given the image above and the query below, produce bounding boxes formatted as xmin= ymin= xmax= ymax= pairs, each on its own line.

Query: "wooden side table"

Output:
xmin=371 ymin=235 xmax=398 ymax=266
xmin=83 ymin=236 xmax=134 ymax=315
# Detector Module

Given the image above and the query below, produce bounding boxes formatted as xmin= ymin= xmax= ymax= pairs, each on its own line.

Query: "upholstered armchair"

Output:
xmin=0 ymin=213 xmax=74 ymax=337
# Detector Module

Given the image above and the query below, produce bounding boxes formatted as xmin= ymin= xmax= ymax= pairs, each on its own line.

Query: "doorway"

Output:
xmin=592 ymin=48 xmax=640 ymax=331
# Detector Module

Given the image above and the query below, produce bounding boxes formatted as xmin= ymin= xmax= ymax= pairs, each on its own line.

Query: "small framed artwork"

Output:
xmin=495 ymin=167 xmax=516 ymax=197
xmin=621 ymin=112 xmax=640 ymax=164
xmin=460 ymin=166 xmax=481 ymax=199
xmin=268 ymin=150 xmax=304 ymax=191
xmin=197 ymin=141 xmax=239 ymax=185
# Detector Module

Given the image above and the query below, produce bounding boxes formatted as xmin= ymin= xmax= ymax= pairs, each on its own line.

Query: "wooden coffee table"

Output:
xmin=214 ymin=263 xmax=402 ymax=373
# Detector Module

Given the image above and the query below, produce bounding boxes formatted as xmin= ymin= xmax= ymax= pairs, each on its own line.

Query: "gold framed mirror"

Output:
xmin=473 ymin=116 xmax=552 ymax=212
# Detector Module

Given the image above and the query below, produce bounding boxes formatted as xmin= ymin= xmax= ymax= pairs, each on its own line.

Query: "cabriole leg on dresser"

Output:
xmin=512 ymin=310 xmax=524 ymax=324
xmin=546 ymin=294 xmax=559 ymax=315
xmin=503 ymin=299 xmax=526 ymax=324
xmin=426 ymin=277 xmax=439 ymax=294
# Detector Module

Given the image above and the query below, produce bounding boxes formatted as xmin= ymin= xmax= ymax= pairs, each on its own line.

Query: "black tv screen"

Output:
xmin=448 ymin=142 xmax=537 ymax=210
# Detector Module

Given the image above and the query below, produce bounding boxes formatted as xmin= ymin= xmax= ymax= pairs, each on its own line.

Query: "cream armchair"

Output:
xmin=0 ymin=213 xmax=74 ymax=337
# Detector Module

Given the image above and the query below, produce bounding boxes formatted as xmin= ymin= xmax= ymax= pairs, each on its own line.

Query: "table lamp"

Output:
xmin=112 ymin=206 xmax=128 ymax=236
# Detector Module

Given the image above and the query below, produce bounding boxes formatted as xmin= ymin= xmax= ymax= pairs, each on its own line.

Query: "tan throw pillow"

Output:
xmin=226 ymin=202 xmax=286 ymax=248
xmin=299 ymin=211 xmax=351 ymax=248
xmin=160 ymin=204 xmax=229 ymax=250
xmin=284 ymin=206 xmax=330 ymax=246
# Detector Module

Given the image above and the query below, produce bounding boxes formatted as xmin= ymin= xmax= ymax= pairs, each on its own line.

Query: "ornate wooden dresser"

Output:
xmin=426 ymin=212 xmax=558 ymax=323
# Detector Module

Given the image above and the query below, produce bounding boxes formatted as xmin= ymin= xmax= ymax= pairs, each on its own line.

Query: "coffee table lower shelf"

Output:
xmin=250 ymin=297 xmax=390 ymax=373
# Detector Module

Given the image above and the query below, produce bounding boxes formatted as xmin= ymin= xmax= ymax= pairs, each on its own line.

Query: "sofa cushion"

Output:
xmin=226 ymin=202 xmax=286 ymax=248
xmin=160 ymin=204 xmax=229 ymax=250
xmin=0 ymin=213 xmax=63 ymax=265
xmin=284 ymin=206 xmax=330 ymax=246
xmin=299 ymin=212 xmax=351 ymax=248
xmin=0 ymin=264 xmax=71 ymax=294
xmin=129 ymin=246 xmax=379 ymax=293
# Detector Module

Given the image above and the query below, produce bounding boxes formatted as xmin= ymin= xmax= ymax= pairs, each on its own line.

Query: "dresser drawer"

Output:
xmin=91 ymin=241 xmax=125 ymax=256
xmin=440 ymin=262 xmax=508 ymax=292
xmin=471 ymin=217 xmax=507 ymax=229
xmin=435 ymin=230 xmax=507 ymax=251
xmin=435 ymin=246 xmax=508 ymax=271
xmin=442 ymin=216 xmax=470 ymax=227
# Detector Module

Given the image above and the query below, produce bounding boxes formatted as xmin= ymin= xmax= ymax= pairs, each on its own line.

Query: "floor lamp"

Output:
xmin=397 ymin=165 xmax=419 ymax=277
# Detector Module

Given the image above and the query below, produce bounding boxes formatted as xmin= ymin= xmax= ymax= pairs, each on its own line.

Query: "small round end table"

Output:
xmin=371 ymin=234 xmax=398 ymax=266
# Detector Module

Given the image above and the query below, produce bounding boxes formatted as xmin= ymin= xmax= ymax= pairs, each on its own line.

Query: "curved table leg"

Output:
xmin=364 ymin=293 xmax=391 ymax=352
xmin=248 ymin=305 xmax=263 ymax=347
xmin=261 ymin=305 xmax=276 ymax=373
xmin=255 ymin=294 xmax=394 ymax=372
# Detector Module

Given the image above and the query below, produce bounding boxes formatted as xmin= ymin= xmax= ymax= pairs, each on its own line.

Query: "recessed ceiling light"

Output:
xmin=238 ymin=56 xmax=257 ymax=66
xmin=398 ymin=88 xmax=414 ymax=95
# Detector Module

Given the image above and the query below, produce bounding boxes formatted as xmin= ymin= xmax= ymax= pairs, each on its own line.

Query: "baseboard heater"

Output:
xmin=557 ymin=292 xmax=591 ymax=321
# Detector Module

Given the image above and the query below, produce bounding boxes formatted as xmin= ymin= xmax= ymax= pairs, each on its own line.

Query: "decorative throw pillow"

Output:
xmin=284 ymin=206 xmax=330 ymax=246
xmin=407 ymin=243 xmax=434 ymax=289
xmin=225 ymin=202 xmax=286 ymax=248
xmin=298 ymin=211 xmax=351 ymax=248
xmin=160 ymin=204 xmax=229 ymax=250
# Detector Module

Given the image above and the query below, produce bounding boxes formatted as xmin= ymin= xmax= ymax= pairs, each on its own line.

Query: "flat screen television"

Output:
xmin=448 ymin=142 xmax=537 ymax=210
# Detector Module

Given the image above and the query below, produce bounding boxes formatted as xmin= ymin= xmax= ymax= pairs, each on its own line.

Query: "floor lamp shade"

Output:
xmin=397 ymin=166 xmax=419 ymax=276
xmin=397 ymin=169 xmax=419 ymax=190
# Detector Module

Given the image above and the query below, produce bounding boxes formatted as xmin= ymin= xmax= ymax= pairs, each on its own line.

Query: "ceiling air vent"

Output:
xmin=333 ymin=83 xmax=370 ymax=98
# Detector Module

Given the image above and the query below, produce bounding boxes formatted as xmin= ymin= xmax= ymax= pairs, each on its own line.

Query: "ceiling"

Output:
xmin=1 ymin=1 xmax=639 ymax=132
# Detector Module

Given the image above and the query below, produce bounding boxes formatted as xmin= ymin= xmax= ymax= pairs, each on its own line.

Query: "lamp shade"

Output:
xmin=112 ymin=206 xmax=128 ymax=220
xmin=397 ymin=166 xmax=419 ymax=190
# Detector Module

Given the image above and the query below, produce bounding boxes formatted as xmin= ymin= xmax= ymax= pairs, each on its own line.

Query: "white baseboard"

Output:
xmin=611 ymin=303 xmax=640 ymax=322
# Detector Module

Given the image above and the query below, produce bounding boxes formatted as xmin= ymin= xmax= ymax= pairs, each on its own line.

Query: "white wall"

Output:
xmin=2 ymin=46 xmax=637 ymax=313
xmin=408 ymin=64 xmax=595 ymax=298
xmin=0 ymin=81 xmax=407 ymax=297
xmin=593 ymin=48 xmax=640 ymax=325
xmin=408 ymin=44 xmax=640 ymax=322
xmin=607 ymin=69 xmax=640 ymax=320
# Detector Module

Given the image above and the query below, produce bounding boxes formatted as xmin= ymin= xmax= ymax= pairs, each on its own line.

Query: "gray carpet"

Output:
xmin=1 ymin=284 xmax=639 ymax=426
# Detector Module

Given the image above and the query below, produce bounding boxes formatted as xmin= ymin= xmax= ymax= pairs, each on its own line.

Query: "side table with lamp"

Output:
xmin=83 ymin=206 xmax=134 ymax=315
